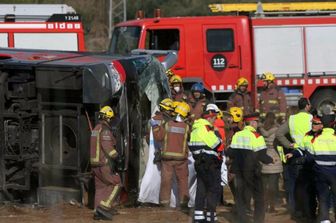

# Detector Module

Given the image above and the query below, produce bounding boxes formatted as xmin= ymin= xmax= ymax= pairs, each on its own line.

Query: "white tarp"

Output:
xmin=138 ymin=127 xmax=197 ymax=207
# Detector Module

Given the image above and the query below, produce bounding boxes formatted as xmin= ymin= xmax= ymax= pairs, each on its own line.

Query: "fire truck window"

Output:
xmin=145 ymin=29 xmax=180 ymax=51
xmin=206 ymin=29 xmax=234 ymax=52
xmin=110 ymin=26 xmax=141 ymax=55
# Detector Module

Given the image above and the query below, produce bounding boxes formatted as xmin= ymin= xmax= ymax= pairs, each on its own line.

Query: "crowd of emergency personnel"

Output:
xmin=89 ymin=70 xmax=336 ymax=223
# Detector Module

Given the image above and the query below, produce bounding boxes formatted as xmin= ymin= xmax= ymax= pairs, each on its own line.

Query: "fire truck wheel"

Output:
xmin=311 ymin=88 xmax=336 ymax=116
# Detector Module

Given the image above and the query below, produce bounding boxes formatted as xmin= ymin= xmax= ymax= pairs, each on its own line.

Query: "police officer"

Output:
xmin=287 ymin=114 xmax=336 ymax=223
xmin=90 ymin=106 xmax=121 ymax=220
xmin=227 ymin=113 xmax=273 ymax=223
xmin=227 ymin=77 xmax=253 ymax=115
xmin=154 ymin=101 xmax=190 ymax=207
xmin=259 ymin=72 xmax=287 ymax=121
xmin=275 ymin=97 xmax=312 ymax=218
xmin=169 ymin=74 xmax=187 ymax=102
xmin=188 ymin=108 xmax=222 ymax=223
xmin=188 ymin=82 xmax=207 ymax=122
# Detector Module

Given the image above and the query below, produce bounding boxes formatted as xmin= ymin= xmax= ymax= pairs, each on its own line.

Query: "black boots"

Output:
xmin=93 ymin=206 xmax=114 ymax=220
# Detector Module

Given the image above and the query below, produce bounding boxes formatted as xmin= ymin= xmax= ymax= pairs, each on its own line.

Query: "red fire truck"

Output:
xmin=0 ymin=4 xmax=85 ymax=51
xmin=110 ymin=2 xmax=336 ymax=113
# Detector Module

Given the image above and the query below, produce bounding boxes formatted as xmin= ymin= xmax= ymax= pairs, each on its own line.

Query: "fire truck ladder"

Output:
xmin=209 ymin=2 xmax=336 ymax=16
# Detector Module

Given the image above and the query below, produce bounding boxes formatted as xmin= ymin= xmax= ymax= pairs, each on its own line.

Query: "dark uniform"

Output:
xmin=189 ymin=118 xmax=222 ymax=223
xmin=172 ymin=88 xmax=187 ymax=102
xmin=90 ymin=120 xmax=121 ymax=219
xmin=227 ymin=91 xmax=253 ymax=115
xmin=227 ymin=114 xmax=273 ymax=223
xmin=259 ymin=84 xmax=287 ymax=119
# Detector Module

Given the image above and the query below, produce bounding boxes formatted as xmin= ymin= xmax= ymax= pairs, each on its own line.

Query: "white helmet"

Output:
xmin=206 ymin=103 xmax=220 ymax=113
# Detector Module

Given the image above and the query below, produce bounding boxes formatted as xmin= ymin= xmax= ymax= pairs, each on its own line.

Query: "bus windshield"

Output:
xmin=110 ymin=26 xmax=141 ymax=55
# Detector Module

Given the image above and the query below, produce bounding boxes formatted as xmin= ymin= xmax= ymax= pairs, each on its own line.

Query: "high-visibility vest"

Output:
xmin=289 ymin=112 xmax=312 ymax=147
xmin=308 ymin=128 xmax=336 ymax=166
xmin=188 ymin=118 xmax=221 ymax=157
xmin=230 ymin=125 xmax=267 ymax=152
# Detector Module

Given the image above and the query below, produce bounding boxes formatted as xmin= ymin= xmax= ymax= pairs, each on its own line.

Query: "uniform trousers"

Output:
xmin=194 ymin=155 xmax=222 ymax=223
xmin=235 ymin=170 xmax=265 ymax=223
xmin=93 ymin=165 xmax=121 ymax=210
xmin=314 ymin=166 xmax=336 ymax=222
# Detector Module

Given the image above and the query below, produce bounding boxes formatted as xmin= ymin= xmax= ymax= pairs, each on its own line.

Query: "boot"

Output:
xmin=93 ymin=206 xmax=113 ymax=220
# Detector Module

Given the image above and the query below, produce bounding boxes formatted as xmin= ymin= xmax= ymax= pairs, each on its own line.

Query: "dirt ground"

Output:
xmin=0 ymin=202 xmax=295 ymax=223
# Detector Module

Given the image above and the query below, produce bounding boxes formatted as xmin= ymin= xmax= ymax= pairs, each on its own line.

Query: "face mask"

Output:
xmin=173 ymin=86 xmax=180 ymax=93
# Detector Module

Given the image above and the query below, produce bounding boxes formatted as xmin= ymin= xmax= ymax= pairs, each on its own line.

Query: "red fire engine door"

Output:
xmin=202 ymin=24 xmax=240 ymax=91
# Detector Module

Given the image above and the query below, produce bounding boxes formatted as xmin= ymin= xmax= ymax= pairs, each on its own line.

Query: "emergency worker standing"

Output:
xmin=188 ymin=82 xmax=207 ymax=122
xmin=150 ymin=98 xmax=175 ymax=164
xmin=154 ymin=101 xmax=191 ymax=207
xmin=188 ymin=109 xmax=222 ymax=223
xmin=227 ymin=113 xmax=273 ymax=223
xmin=170 ymin=74 xmax=187 ymax=102
xmin=227 ymin=77 xmax=253 ymax=115
xmin=259 ymin=72 xmax=287 ymax=121
xmin=286 ymin=114 xmax=336 ymax=223
xmin=90 ymin=106 xmax=121 ymax=220
xmin=275 ymin=97 xmax=312 ymax=218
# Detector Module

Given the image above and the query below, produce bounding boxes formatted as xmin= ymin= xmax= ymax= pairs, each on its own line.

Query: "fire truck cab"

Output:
xmin=110 ymin=2 xmax=336 ymax=113
xmin=0 ymin=4 xmax=85 ymax=51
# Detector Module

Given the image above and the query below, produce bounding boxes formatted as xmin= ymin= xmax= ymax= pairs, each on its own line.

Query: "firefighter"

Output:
xmin=169 ymin=74 xmax=187 ymax=102
xmin=188 ymin=82 xmax=207 ymax=122
xmin=188 ymin=108 xmax=222 ymax=223
xmin=227 ymin=77 xmax=253 ymax=115
xmin=150 ymin=98 xmax=175 ymax=164
xmin=286 ymin=114 xmax=336 ymax=223
xmin=90 ymin=106 xmax=121 ymax=220
xmin=227 ymin=113 xmax=273 ymax=223
xmin=154 ymin=101 xmax=190 ymax=207
xmin=275 ymin=97 xmax=312 ymax=218
xmin=259 ymin=72 xmax=287 ymax=121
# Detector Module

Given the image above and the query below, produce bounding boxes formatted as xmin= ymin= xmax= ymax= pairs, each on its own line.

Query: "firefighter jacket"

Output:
xmin=227 ymin=90 xmax=253 ymax=115
xmin=214 ymin=118 xmax=226 ymax=153
xmin=90 ymin=121 xmax=118 ymax=167
xmin=187 ymin=95 xmax=206 ymax=122
xmin=188 ymin=118 xmax=222 ymax=159
xmin=294 ymin=128 xmax=336 ymax=174
xmin=172 ymin=88 xmax=187 ymax=102
xmin=259 ymin=84 xmax=287 ymax=119
xmin=154 ymin=119 xmax=190 ymax=161
xmin=227 ymin=126 xmax=273 ymax=173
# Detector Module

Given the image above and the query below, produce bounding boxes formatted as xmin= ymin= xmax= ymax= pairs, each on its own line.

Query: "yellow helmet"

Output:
xmin=174 ymin=101 xmax=190 ymax=118
xmin=159 ymin=98 xmax=174 ymax=111
xmin=169 ymin=75 xmax=182 ymax=84
xmin=166 ymin=69 xmax=175 ymax=79
xmin=236 ymin=77 xmax=248 ymax=87
xmin=261 ymin=72 xmax=275 ymax=82
xmin=100 ymin=106 xmax=114 ymax=119
xmin=229 ymin=107 xmax=243 ymax=123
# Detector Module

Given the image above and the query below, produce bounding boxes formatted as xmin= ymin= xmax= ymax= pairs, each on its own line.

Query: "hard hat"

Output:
xmin=159 ymin=98 xmax=174 ymax=111
xmin=217 ymin=110 xmax=224 ymax=119
xmin=174 ymin=101 xmax=190 ymax=118
xmin=229 ymin=107 xmax=243 ymax=123
xmin=191 ymin=82 xmax=204 ymax=93
xmin=100 ymin=106 xmax=114 ymax=119
xmin=236 ymin=77 xmax=248 ymax=87
xmin=261 ymin=72 xmax=275 ymax=82
xmin=166 ymin=69 xmax=175 ymax=79
xmin=206 ymin=103 xmax=220 ymax=113
xmin=169 ymin=75 xmax=182 ymax=84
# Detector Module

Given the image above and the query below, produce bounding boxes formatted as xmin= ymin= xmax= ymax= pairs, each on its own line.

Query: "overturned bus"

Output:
xmin=0 ymin=48 xmax=172 ymax=205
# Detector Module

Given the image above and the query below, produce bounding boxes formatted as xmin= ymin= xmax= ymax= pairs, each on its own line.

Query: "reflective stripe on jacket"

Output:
xmin=230 ymin=126 xmax=267 ymax=152
xmin=159 ymin=120 xmax=189 ymax=160
xmin=188 ymin=118 xmax=221 ymax=158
